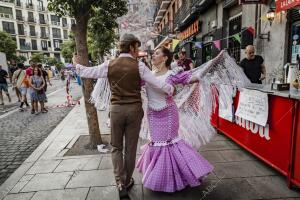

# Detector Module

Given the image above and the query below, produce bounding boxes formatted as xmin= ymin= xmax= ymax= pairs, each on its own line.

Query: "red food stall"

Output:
xmin=211 ymin=87 xmax=300 ymax=188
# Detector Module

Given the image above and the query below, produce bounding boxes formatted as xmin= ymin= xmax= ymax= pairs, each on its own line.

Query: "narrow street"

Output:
xmin=0 ymin=79 xmax=82 ymax=185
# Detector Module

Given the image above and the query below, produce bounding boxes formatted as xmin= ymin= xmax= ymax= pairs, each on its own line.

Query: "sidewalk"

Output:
xmin=0 ymin=103 xmax=300 ymax=200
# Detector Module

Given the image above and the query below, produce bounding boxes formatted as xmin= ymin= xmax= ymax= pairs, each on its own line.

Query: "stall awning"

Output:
xmin=276 ymin=0 xmax=300 ymax=13
xmin=154 ymin=37 xmax=172 ymax=50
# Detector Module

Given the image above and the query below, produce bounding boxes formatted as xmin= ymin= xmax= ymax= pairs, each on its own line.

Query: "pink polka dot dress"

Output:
xmin=136 ymin=71 xmax=214 ymax=192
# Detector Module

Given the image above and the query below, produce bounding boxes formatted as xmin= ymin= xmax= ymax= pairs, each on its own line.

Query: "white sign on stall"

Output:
xmin=235 ymin=89 xmax=269 ymax=127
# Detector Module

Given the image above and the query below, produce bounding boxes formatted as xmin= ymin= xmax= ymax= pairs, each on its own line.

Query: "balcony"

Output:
xmin=0 ymin=13 xmax=13 ymax=19
xmin=224 ymin=0 xmax=238 ymax=8
xmin=0 ymin=0 xmax=14 ymax=3
xmin=27 ymin=17 xmax=36 ymax=23
xmin=4 ymin=29 xmax=15 ymax=35
xmin=51 ymin=21 xmax=61 ymax=26
xmin=53 ymin=34 xmax=62 ymax=39
xmin=37 ymin=5 xmax=47 ymax=12
xmin=18 ymin=30 xmax=27 ymax=36
xmin=62 ymin=23 xmax=69 ymax=28
xmin=30 ymin=31 xmax=38 ymax=37
xmin=39 ymin=19 xmax=49 ymax=25
xmin=26 ymin=3 xmax=35 ymax=10
xmin=40 ymin=33 xmax=49 ymax=39
xmin=42 ymin=46 xmax=48 ymax=51
xmin=16 ymin=15 xmax=24 ymax=21
xmin=20 ymin=44 xmax=31 ymax=50
xmin=153 ymin=0 xmax=171 ymax=25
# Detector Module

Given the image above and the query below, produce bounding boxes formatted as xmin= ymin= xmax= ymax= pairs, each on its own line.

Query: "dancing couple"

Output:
xmin=74 ymin=34 xmax=249 ymax=199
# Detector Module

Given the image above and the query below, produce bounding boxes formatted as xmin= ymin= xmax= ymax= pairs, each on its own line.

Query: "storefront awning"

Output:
xmin=154 ymin=37 xmax=172 ymax=50
xmin=276 ymin=0 xmax=300 ymax=13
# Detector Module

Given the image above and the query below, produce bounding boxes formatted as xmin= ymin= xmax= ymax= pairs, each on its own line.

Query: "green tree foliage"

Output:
xmin=30 ymin=53 xmax=45 ymax=63
xmin=61 ymin=34 xmax=76 ymax=63
xmin=0 ymin=31 xmax=17 ymax=61
xmin=16 ymin=55 xmax=27 ymax=64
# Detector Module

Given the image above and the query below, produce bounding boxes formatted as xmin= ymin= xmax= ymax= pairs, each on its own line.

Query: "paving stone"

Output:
xmin=26 ymin=160 xmax=61 ymax=174
xmin=200 ymin=151 xmax=226 ymax=163
xmin=31 ymin=188 xmax=89 ymax=200
xmin=198 ymin=141 xmax=239 ymax=152
xmin=98 ymin=156 xmax=113 ymax=170
xmin=246 ymin=176 xmax=300 ymax=199
xmin=3 ymin=192 xmax=35 ymax=200
xmin=219 ymin=149 xmax=256 ymax=162
xmin=54 ymin=157 xmax=101 ymax=172
xmin=19 ymin=175 xmax=34 ymax=182
xmin=9 ymin=181 xmax=29 ymax=194
xmin=213 ymin=161 xmax=276 ymax=179
xmin=21 ymin=172 xmax=73 ymax=192
xmin=66 ymin=169 xmax=115 ymax=188
xmin=86 ymin=186 xmax=119 ymax=200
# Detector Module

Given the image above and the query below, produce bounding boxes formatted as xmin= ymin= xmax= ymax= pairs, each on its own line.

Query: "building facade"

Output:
xmin=0 ymin=0 xmax=75 ymax=64
xmin=152 ymin=0 xmax=300 ymax=83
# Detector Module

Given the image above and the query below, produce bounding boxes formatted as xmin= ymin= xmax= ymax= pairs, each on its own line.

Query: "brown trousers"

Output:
xmin=110 ymin=103 xmax=144 ymax=185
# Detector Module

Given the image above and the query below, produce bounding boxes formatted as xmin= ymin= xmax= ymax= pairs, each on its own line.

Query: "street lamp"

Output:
xmin=266 ymin=8 xmax=275 ymax=26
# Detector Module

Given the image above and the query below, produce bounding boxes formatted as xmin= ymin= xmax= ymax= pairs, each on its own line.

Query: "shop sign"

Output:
xmin=178 ymin=20 xmax=199 ymax=41
xmin=276 ymin=0 xmax=300 ymax=13
xmin=235 ymin=116 xmax=270 ymax=141
xmin=239 ymin=0 xmax=268 ymax=4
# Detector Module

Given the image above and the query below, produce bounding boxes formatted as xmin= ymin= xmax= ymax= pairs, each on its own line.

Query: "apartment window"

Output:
xmin=51 ymin=15 xmax=60 ymax=25
xmin=16 ymin=0 xmax=21 ymax=7
xmin=28 ymin=12 xmax=34 ymax=22
xmin=52 ymin=28 xmax=61 ymax=38
xmin=29 ymin=25 xmax=36 ymax=36
xmin=53 ymin=39 xmax=61 ymax=50
xmin=16 ymin=10 xmax=23 ymax=20
xmin=62 ymin=18 xmax=67 ymax=27
xmin=17 ymin=24 xmax=24 ymax=35
xmin=48 ymin=41 xmax=51 ymax=47
xmin=41 ymin=40 xmax=47 ymax=50
xmin=40 ymin=27 xmax=47 ymax=38
xmin=32 ymin=39 xmax=37 ymax=50
xmin=63 ymin=30 xmax=68 ymax=39
xmin=27 ymin=0 xmax=32 ymax=6
xmin=2 ymin=21 xmax=15 ymax=34
xmin=39 ymin=14 xmax=45 ymax=24
xmin=54 ymin=53 xmax=61 ymax=61
xmin=38 ymin=0 xmax=44 ymax=11
xmin=19 ymin=38 xmax=26 ymax=49
xmin=71 ymin=19 xmax=75 ymax=25
xmin=0 ymin=6 xmax=13 ymax=18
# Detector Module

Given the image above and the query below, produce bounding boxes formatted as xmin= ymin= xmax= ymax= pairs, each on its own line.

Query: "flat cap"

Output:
xmin=120 ymin=33 xmax=141 ymax=47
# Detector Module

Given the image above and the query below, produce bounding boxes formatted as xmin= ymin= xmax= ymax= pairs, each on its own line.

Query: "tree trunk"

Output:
xmin=73 ymin=17 xmax=102 ymax=149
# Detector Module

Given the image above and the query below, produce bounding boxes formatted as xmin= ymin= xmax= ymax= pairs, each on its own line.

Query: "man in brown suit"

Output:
xmin=74 ymin=34 xmax=173 ymax=198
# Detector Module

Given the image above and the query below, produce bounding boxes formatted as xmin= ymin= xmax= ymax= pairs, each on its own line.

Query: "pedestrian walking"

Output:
xmin=37 ymin=64 xmax=52 ymax=103
xmin=29 ymin=67 xmax=47 ymax=114
xmin=0 ymin=65 xmax=11 ymax=105
xmin=12 ymin=63 xmax=30 ymax=111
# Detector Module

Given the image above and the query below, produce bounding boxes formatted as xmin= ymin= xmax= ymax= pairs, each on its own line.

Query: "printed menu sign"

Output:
xmin=235 ymin=89 xmax=268 ymax=127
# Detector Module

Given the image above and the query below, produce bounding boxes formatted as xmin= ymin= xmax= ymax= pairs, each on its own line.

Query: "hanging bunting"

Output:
xmin=233 ymin=34 xmax=241 ymax=44
xmin=195 ymin=42 xmax=202 ymax=49
xmin=172 ymin=39 xmax=180 ymax=50
xmin=213 ymin=40 xmax=221 ymax=51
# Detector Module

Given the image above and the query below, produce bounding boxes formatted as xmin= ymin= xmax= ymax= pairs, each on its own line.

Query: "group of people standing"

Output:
xmin=4 ymin=60 xmax=52 ymax=114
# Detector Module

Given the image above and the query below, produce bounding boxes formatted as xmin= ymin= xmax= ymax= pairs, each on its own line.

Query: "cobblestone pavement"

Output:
xmin=0 ymin=80 xmax=82 ymax=185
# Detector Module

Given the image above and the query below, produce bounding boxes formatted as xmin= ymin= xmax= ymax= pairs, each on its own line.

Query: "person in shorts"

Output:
xmin=0 ymin=65 xmax=11 ymax=105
